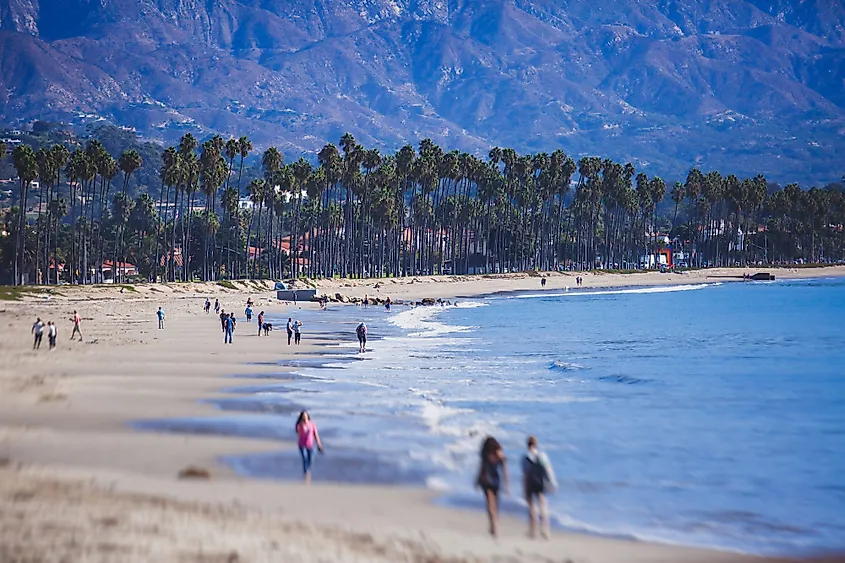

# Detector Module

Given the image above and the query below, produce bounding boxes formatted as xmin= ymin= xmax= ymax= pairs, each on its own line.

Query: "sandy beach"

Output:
xmin=308 ymin=266 xmax=845 ymax=302
xmin=2 ymin=268 xmax=843 ymax=562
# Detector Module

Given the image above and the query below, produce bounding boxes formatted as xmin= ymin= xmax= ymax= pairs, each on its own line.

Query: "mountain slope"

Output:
xmin=1 ymin=0 xmax=843 ymax=184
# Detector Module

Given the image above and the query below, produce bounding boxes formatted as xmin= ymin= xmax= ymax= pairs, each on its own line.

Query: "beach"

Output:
xmin=2 ymin=268 xmax=844 ymax=562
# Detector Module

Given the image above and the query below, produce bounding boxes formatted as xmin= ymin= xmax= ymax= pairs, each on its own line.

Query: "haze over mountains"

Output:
xmin=1 ymin=0 xmax=843 ymax=184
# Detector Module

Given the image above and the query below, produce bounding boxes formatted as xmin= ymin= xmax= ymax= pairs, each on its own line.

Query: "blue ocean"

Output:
xmin=139 ymin=277 xmax=845 ymax=555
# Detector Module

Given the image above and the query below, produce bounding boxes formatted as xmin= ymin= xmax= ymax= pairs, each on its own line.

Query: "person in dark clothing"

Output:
xmin=219 ymin=310 xmax=227 ymax=332
xmin=356 ymin=322 xmax=367 ymax=353
xmin=476 ymin=436 xmax=509 ymax=537
xmin=286 ymin=317 xmax=294 ymax=345
xmin=293 ymin=320 xmax=302 ymax=344
xmin=224 ymin=313 xmax=236 ymax=344
xmin=522 ymin=436 xmax=558 ymax=539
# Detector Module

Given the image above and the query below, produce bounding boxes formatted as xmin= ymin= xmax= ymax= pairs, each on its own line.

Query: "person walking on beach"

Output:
xmin=363 ymin=294 xmax=369 ymax=309
xmin=32 ymin=318 xmax=44 ymax=349
xmin=541 ymin=277 xmax=547 ymax=288
xmin=257 ymin=311 xmax=265 ymax=336
xmin=70 ymin=310 xmax=82 ymax=341
xmin=47 ymin=321 xmax=57 ymax=350
xmin=356 ymin=322 xmax=367 ymax=353
xmin=293 ymin=320 xmax=302 ymax=345
xmin=522 ymin=436 xmax=558 ymax=539
xmin=245 ymin=305 xmax=253 ymax=323
xmin=286 ymin=317 xmax=294 ymax=345
xmin=204 ymin=298 xmax=211 ymax=314
xmin=385 ymin=296 xmax=391 ymax=312
xmin=214 ymin=299 xmax=220 ymax=314
xmin=224 ymin=312 xmax=235 ymax=344
xmin=219 ymin=309 xmax=227 ymax=332
xmin=477 ymin=436 xmax=509 ymax=537
xmin=295 ymin=410 xmax=323 ymax=484
xmin=156 ymin=307 xmax=165 ymax=329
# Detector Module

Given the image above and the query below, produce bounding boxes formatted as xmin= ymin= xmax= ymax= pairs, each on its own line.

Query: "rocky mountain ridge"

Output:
xmin=1 ymin=0 xmax=843 ymax=184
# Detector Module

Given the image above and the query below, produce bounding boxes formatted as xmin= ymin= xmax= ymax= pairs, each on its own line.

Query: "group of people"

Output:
xmin=286 ymin=318 xmax=303 ymax=345
xmin=30 ymin=310 xmax=82 ymax=350
xmin=477 ymin=435 xmax=558 ymax=539
xmin=207 ymin=297 xmax=302 ymax=344
xmin=575 ymin=276 xmax=584 ymax=286
xmin=219 ymin=309 xmax=237 ymax=343
xmin=31 ymin=318 xmax=58 ymax=350
xmin=291 ymin=409 xmax=557 ymax=540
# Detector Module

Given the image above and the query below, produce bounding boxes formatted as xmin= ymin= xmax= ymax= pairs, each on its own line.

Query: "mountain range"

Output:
xmin=1 ymin=0 xmax=844 ymax=184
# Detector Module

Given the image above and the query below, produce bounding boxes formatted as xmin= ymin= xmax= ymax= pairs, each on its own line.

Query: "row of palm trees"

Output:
xmin=2 ymin=134 xmax=844 ymax=285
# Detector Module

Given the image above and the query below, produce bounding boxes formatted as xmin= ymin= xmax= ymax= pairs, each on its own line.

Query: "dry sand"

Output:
xmin=2 ymin=269 xmax=842 ymax=562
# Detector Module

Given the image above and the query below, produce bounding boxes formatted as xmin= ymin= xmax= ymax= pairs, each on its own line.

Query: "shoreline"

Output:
xmin=2 ymin=270 xmax=842 ymax=561
xmin=306 ymin=265 xmax=845 ymax=303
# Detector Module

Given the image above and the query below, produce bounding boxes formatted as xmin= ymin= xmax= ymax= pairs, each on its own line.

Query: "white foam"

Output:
xmin=452 ymin=300 xmax=488 ymax=309
xmin=513 ymin=283 xmax=722 ymax=299
xmin=389 ymin=305 xmax=476 ymax=337
xmin=425 ymin=476 xmax=453 ymax=491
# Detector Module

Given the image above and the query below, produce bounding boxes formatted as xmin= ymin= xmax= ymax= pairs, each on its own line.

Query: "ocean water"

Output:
xmin=138 ymin=277 xmax=845 ymax=555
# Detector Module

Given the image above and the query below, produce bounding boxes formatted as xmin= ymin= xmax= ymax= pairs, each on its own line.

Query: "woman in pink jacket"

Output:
xmin=295 ymin=410 xmax=323 ymax=484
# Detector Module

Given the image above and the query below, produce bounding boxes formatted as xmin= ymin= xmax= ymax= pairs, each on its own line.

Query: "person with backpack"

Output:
xmin=522 ymin=435 xmax=558 ymax=539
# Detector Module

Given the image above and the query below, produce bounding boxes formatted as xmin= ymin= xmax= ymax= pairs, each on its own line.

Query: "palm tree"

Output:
xmin=232 ymin=136 xmax=253 ymax=277
xmin=251 ymin=147 xmax=282 ymax=279
xmin=245 ymin=178 xmax=265 ymax=278
xmin=116 ymin=150 xmax=142 ymax=282
xmin=35 ymin=148 xmax=57 ymax=283
xmin=12 ymin=145 xmax=38 ymax=285
xmin=49 ymin=145 xmax=70 ymax=284
xmin=49 ymin=197 xmax=67 ymax=282
xmin=290 ymin=158 xmax=313 ymax=278
xmin=220 ymin=185 xmax=239 ymax=278
xmin=177 ymin=134 xmax=198 ymax=281
xmin=9 ymin=129 xmax=845 ymax=286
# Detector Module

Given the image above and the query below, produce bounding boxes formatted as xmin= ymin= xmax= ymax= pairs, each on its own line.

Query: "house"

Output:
xmin=101 ymin=260 xmax=137 ymax=282
xmin=160 ymin=247 xmax=184 ymax=268
xmin=1 ymin=138 xmax=22 ymax=153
